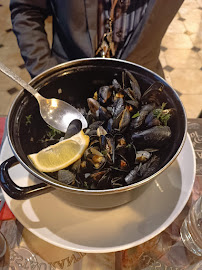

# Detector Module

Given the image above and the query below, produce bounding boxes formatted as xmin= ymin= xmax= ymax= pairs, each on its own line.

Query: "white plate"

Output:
xmin=0 ymin=135 xmax=196 ymax=253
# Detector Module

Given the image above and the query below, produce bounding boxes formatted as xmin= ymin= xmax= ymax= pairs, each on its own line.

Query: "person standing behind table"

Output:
xmin=10 ymin=0 xmax=184 ymax=79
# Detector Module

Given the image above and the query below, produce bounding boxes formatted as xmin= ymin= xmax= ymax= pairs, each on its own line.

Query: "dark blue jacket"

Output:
xmin=10 ymin=0 xmax=184 ymax=78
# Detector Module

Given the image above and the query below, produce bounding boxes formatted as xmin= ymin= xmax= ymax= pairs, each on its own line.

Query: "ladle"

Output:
xmin=0 ymin=62 xmax=88 ymax=132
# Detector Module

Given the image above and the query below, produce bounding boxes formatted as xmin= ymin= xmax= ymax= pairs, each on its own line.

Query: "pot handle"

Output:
xmin=0 ymin=156 xmax=54 ymax=200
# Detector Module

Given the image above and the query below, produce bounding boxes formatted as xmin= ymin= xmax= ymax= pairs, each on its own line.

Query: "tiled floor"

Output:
xmin=0 ymin=0 xmax=201 ymax=118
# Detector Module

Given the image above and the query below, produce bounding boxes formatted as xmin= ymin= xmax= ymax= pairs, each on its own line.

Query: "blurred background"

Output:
xmin=0 ymin=0 xmax=201 ymax=118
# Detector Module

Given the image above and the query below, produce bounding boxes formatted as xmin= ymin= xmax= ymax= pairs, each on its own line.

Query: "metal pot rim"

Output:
xmin=6 ymin=57 xmax=187 ymax=195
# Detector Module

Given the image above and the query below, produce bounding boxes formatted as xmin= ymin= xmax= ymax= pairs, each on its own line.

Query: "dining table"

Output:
xmin=0 ymin=116 xmax=201 ymax=270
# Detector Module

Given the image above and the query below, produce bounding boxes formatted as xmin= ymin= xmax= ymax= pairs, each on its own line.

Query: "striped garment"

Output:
xmin=97 ymin=0 xmax=150 ymax=58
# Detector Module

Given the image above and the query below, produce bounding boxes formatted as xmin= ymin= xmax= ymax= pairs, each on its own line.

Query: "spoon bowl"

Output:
xmin=0 ymin=62 xmax=88 ymax=132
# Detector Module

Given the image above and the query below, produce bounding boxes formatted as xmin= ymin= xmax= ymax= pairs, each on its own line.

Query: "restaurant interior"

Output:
xmin=0 ymin=0 xmax=201 ymax=269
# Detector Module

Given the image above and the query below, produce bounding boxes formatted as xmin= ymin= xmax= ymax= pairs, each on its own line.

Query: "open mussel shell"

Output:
xmin=135 ymin=150 xmax=152 ymax=163
xmin=84 ymin=147 xmax=106 ymax=169
xmin=141 ymin=82 xmax=166 ymax=106
xmin=111 ymin=154 xmax=130 ymax=173
xmin=124 ymin=69 xmax=141 ymax=101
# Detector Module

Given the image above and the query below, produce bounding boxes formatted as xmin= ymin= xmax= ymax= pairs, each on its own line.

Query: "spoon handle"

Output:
xmin=0 ymin=61 xmax=39 ymax=97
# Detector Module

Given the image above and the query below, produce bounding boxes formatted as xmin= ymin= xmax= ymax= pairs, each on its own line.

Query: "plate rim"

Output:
xmin=0 ymin=134 xmax=196 ymax=253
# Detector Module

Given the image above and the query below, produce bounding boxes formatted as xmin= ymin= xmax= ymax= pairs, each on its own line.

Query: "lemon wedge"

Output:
xmin=28 ymin=130 xmax=89 ymax=172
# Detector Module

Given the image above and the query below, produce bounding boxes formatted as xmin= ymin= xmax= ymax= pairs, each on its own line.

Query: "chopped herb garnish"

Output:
xmin=46 ymin=125 xmax=62 ymax=139
xmin=153 ymin=103 xmax=166 ymax=119
xmin=160 ymin=111 xmax=171 ymax=126
xmin=25 ymin=114 xmax=32 ymax=125
xmin=153 ymin=103 xmax=171 ymax=126
xmin=132 ymin=111 xmax=140 ymax=118
xmin=153 ymin=108 xmax=162 ymax=119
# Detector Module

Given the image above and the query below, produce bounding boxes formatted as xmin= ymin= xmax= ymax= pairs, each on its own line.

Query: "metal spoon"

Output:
xmin=0 ymin=62 xmax=88 ymax=132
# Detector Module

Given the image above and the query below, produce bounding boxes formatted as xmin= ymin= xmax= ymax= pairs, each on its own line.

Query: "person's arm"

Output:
xmin=10 ymin=0 xmax=58 ymax=78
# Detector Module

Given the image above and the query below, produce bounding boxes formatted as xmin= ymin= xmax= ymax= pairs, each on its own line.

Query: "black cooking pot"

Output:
xmin=0 ymin=58 xmax=187 ymax=208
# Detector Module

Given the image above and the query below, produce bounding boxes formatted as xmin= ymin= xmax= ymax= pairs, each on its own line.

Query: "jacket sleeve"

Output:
xmin=10 ymin=0 xmax=59 ymax=78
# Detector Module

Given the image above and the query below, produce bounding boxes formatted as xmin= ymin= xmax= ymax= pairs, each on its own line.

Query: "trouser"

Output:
xmin=126 ymin=0 xmax=184 ymax=78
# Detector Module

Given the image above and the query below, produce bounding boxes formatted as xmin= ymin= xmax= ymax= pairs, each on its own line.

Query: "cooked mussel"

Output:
xmin=130 ymin=103 xmax=155 ymax=130
xmin=124 ymin=155 xmax=160 ymax=185
xmin=54 ymin=70 xmax=175 ymax=191
xmin=131 ymin=126 xmax=172 ymax=148
xmin=141 ymin=82 xmax=165 ymax=106
xmin=98 ymin=85 xmax=113 ymax=104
